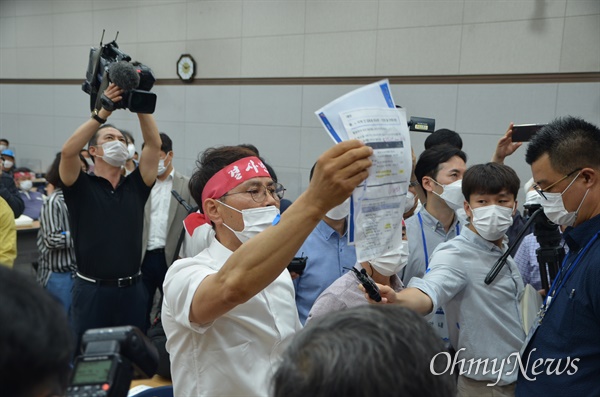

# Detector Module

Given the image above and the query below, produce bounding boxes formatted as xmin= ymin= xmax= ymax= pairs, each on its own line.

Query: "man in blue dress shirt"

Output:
xmin=293 ymin=164 xmax=357 ymax=324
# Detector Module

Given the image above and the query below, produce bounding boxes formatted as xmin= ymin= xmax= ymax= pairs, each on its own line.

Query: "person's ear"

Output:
xmin=204 ymin=199 xmax=222 ymax=225
xmin=88 ymin=145 xmax=98 ymax=157
xmin=421 ymin=176 xmax=434 ymax=193
xmin=464 ymin=200 xmax=472 ymax=220
xmin=581 ymin=168 xmax=596 ymax=188
xmin=512 ymin=200 xmax=518 ymax=216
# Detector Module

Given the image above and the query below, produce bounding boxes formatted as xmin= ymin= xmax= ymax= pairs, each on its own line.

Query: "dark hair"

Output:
xmin=424 ymin=129 xmax=463 ymax=150
xmin=0 ymin=138 xmax=8 ymax=145
xmin=159 ymin=132 xmax=173 ymax=153
xmin=272 ymin=305 xmax=455 ymax=397
xmin=88 ymin=123 xmax=120 ymax=148
xmin=121 ymin=129 xmax=134 ymax=145
xmin=188 ymin=146 xmax=257 ymax=210
xmin=0 ymin=266 xmax=74 ymax=397
xmin=525 ymin=116 xmax=600 ymax=173
xmin=238 ymin=143 xmax=260 ymax=156
xmin=414 ymin=145 xmax=467 ymax=186
xmin=462 ymin=163 xmax=520 ymax=201
xmin=13 ymin=167 xmax=32 ymax=173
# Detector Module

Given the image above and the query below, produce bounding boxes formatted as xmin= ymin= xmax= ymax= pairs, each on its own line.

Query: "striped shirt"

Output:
xmin=36 ymin=189 xmax=76 ymax=286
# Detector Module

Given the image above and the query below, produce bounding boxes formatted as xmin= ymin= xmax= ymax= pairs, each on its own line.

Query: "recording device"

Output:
xmin=485 ymin=205 xmax=563 ymax=291
xmin=345 ymin=267 xmax=381 ymax=302
xmin=512 ymin=124 xmax=546 ymax=142
xmin=171 ymin=190 xmax=199 ymax=264
xmin=82 ymin=30 xmax=157 ymax=114
xmin=66 ymin=326 xmax=158 ymax=397
xmin=171 ymin=189 xmax=194 ymax=213
xmin=395 ymin=106 xmax=436 ymax=133
xmin=287 ymin=256 xmax=307 ymax=274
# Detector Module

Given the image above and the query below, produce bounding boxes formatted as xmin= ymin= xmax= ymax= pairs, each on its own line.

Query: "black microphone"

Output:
xmin=108 ymin=61 xmax=140 ymax=91
xmin=171 ymin=190 xmax=194 ymax=213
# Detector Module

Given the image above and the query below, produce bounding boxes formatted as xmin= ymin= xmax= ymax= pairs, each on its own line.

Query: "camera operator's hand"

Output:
xmin=99 ymin=83 xmax=123 ymax=118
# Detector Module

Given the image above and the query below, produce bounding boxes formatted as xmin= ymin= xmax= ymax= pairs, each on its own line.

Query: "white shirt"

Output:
xmin=179 ymin=221 xmax=216 ymax=258
xmin=146 ymin=169 xmax=174 ymax=250
xmin=162 ymin=239 xmax=302 ymax=397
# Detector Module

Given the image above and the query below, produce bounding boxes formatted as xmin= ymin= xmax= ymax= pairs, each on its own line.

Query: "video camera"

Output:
xmin=82 ymin=31 xmax=157 ymax=114
xmin=66 ymin=326 xmax=158 ymax=397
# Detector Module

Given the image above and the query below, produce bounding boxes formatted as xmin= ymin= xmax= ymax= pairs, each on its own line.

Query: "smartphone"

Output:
xmin=512 ymin=124 xmax=545 ymax=142
xmin=287 ymin=257 xmax=307 ymax=274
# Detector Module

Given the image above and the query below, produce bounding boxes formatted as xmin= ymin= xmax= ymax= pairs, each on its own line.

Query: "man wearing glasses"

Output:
xmin=516 ymin=116 xmax=600 ymax=396
xmin=162 ymin=142 xmax=372 ymax=397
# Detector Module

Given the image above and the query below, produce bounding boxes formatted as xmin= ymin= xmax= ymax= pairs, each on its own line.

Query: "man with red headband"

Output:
xmin=162 ymin=142 xmax=372 ymax=396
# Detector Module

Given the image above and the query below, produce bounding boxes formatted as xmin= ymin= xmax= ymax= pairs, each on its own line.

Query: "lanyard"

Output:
xmin=543 ymin=231 xmax=599 ymax=311
xmin=418 ymin=212 xmax=460 ymax=269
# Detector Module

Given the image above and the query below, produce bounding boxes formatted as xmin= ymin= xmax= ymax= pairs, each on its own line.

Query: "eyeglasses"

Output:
xmin=221 ymin=182 xmax=285 ymax=203
xmin=533 ymin=168 xmax=581 ymax=200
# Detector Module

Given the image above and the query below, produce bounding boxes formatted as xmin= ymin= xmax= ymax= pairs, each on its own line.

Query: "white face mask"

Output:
xmin=403 ymin=191 xmax=417 ymax=214
xmin=97 ymin=141 xmax=129 ymax=167
xmin=541 ymin=172 xmax=589 ymax=227
xmin=470 ymin=204 xmax=514 ymax=241
xmin=0 ymin=144 xmax=7 ymax=151
xmin=85 ymin=157 xmax=94 ymax=167
xmin=326 ymin=198 xmax=350 ymax=220
xmin=219 ymin=201 xmax=280 ymax=243
xmin=127 ymin=143 xmax=136 ymax=160
xmin=19 ymin=180 xmax=33 ymax=191
xmin=369 ymin=240 xmax=410 ymax=276
xmin=525 ymin=190 xmax=542 ymax=206
xmin=3 ymin=160 xmax=14 ymax=169
xmin=432 ymin=179 xmax=464 ymax=211
xmin=157 ymin=157 xmax=171 ymax=176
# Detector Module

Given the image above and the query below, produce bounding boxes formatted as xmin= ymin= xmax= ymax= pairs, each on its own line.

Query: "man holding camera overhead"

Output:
xmin=59 ymin=82 xmax=161 ymax=350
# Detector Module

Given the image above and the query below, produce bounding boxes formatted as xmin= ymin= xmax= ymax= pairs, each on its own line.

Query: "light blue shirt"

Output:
xmin=293 ymin=219 xmax=356 ymax=324
xmin=409 ymin=226 xmax=525 ymax=385
xmin=402 ymin=207 xmax=462 ymax=284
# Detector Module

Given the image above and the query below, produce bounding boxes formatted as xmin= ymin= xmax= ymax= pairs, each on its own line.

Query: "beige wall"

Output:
xmin=0 ymin=0 xmax=599 ymax=203
xmin=1 ymin=0 xmax=598 ymax=79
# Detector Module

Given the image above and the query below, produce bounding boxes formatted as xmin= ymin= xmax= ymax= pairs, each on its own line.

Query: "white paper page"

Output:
xmin=314 ymin=79 xmax=396 ymax=143
xmin=341 ymin=107 xmax=412 ymax=262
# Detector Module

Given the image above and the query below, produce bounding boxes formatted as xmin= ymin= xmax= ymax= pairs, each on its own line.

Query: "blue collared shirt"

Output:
xmin=293 ymin=220 xmax=356 ymax=324
xmin=517 ymin=214 xmax=600 ymax=396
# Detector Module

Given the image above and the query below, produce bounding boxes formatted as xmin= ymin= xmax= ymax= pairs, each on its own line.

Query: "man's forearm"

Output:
xmin=136 ymin=113 xmax=161 ymax=186
xmin=138 ymin=113 xmax=161 ymax=149
xmin=395 ymin=287 xmax=434 ymax=316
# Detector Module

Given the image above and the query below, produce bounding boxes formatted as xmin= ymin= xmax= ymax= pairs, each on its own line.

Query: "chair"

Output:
xmin=131 ymin=385 xmax=173 ymax=397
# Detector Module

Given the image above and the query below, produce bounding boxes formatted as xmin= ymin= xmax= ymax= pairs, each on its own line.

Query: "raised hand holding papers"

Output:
xmin=314 ymin=80 xmax=411 ymax=262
